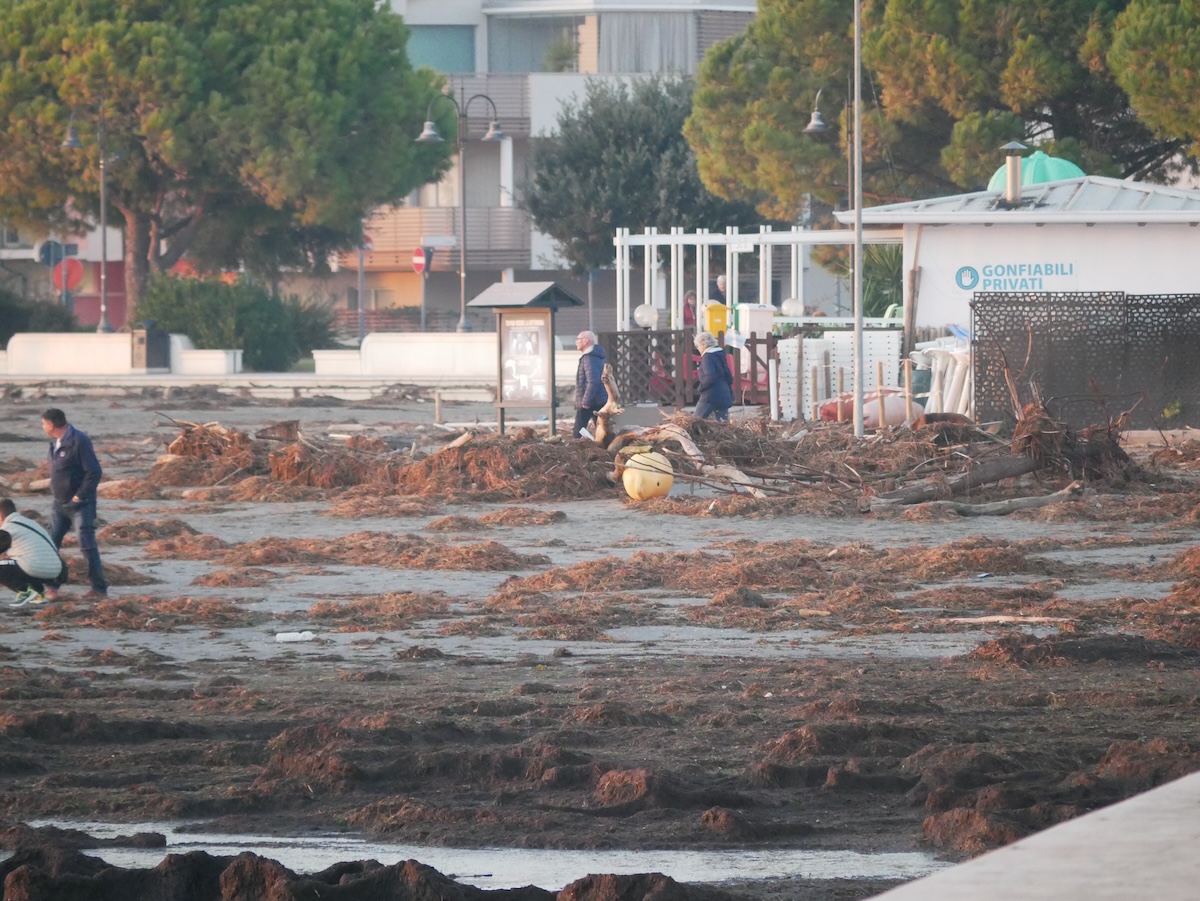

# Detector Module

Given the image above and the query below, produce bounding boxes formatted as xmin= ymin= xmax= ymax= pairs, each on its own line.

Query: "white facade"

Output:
xmin=905 ymin=222 xmax=1200 ymax=330
xmin=838 ymin=175 xmax=1200 ymax=330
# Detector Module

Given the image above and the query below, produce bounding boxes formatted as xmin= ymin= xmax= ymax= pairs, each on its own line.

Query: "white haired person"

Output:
xmin=573 ymin=330 xmax=608 ymax=438
xmin=693 ymin=331 xmax=734 ymax=422
xmin=1 ymin=499 xmax=66 ymax=608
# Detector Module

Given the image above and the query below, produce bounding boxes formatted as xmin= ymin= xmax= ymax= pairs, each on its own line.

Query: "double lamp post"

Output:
xmin=416 ymin=91 xmax=505 ymax=333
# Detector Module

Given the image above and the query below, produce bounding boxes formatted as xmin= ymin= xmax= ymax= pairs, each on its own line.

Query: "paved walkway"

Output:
xmin=1 ymin=372 xmax=495 ymax=401
xmin=871 ymin=771 xmax=1200 ymax=899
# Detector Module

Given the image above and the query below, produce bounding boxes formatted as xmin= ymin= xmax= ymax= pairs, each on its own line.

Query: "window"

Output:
xmin=408 ymin=25 xmax=475 ymax=73
xmin=2 ymin=225 xmax=21 ymax=247
xmin=598 ymin=13 xmax=696 ymax=74
xmin=488 ymin=16 xmax=583 ymax=73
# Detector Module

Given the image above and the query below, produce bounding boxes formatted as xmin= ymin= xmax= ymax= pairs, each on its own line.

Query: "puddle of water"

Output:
xmin=15 ymin=821 xmax=948 ymax=890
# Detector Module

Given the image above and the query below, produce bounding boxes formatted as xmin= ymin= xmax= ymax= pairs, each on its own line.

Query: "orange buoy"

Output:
xmin=621 ymin=451 xmax=674 ymax=500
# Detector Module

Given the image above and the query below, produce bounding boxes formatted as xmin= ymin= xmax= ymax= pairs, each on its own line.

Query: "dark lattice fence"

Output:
xmin=972 ymin=292 xmax=1200 ymax=430
xmin=598 ymin=329 xmax=779 ymax=407
xmin=599 ymin=329 xmax=697 ymax=406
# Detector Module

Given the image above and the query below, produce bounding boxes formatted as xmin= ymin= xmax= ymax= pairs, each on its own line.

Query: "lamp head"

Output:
xmin=779 ymin=297 xmax=804 ymax=317
xmin=632 ymin=303 xmax=657 ymax=330
xmin=481 ymin=119 xmax=506 ymax=142
xmin=62 ymin=126 xmax=82 ymax=150
xmin=804 ymin=109 xmax=828 ymax=135
xmin=416 ymin=120 xmax=443 ymax=143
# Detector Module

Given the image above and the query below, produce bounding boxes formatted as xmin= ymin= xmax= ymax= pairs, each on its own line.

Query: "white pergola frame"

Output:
xmin=612 ymin=225 xmax=903 ymax=331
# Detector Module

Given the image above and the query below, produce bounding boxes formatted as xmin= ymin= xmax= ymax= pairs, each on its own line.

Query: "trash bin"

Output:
xmin=131 ymin=320 xmax=170 ymax=370
xmin=703 ymin=302 xmax=728 ymax=335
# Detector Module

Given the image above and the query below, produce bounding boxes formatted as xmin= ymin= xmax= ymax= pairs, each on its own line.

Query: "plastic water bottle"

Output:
xmin=275 ymin=631 xmax=316 ymax=643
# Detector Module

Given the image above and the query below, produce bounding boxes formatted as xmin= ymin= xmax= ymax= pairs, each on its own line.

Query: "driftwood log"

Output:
xmin=592 ymin=363 xmax=624 ymax=448
xmin=893 ymin=480 xmax=1087 ymax=516
xmin=871 ymin=454 xmax=1043 ymax=507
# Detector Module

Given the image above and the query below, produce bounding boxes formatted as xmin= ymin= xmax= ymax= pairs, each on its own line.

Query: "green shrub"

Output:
xmin=282 ymin=295 xmax=337 ymax=358
xmin=137 ymin=276 xmax=336 ymax=371
xmin=0 ymin=287 xmax=78 ymax=347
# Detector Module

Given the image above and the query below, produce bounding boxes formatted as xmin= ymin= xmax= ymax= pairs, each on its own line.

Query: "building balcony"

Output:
xmin=342 ymin=205 xmax=532 ymax=272
xmin=446 ymin=74 xmax=531 ymax=138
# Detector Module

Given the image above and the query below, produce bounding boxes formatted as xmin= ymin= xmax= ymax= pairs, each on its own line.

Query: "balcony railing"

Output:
xmin=340 ymin=206 xmax=532 ymax=272
xmin=446 ymin=75 xmax=531 ymax=138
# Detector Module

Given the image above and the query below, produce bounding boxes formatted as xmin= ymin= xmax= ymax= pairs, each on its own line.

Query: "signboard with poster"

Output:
xmin=500 ymin=312 xmax=551 ymax=405
xmin=467 ymin=281 xmax=586 ymax=436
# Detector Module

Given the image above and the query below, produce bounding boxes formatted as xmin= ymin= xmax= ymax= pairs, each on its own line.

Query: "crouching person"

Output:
xmin=0 ymin=499 xmax=66 ymax=608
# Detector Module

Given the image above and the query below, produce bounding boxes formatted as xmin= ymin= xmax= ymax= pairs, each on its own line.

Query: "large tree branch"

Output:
xmin=154 ymin=206 xmax=206 ymax=271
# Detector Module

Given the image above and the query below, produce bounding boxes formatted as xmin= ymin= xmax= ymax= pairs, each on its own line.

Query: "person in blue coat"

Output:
xmin=573 ymin=331 xmax=607 ymax=438
xmin=693 ymin=331 xmax=733 ymax=422
xmin=41 ymin=408 xmax=108 ymax=599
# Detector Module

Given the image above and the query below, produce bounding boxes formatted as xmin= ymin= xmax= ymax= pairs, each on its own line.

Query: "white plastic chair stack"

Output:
xmin=913 ymin=336 xmax=970 ymax=416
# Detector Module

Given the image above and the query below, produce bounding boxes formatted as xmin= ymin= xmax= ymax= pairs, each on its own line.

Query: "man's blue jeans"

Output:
xmin=50 ymin=498 xmax=107 ymax=594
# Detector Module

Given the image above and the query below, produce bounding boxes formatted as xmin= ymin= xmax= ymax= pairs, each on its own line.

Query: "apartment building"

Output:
xmin=331 ymin=0 xmax=757 ymax=334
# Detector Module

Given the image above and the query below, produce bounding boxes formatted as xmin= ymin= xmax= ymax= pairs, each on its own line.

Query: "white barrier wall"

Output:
xmin=5 ymin=333 xmax=134 ymax=375
xmin=315 ymin=333 xmax=582 ymax=385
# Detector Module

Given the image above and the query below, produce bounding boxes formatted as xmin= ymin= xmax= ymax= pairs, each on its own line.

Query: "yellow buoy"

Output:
xmin=621 ymin=451 xmax=674 ymax=500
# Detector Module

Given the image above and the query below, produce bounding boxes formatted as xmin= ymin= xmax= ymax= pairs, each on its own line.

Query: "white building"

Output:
xmin=841 ymin=175 xmax=1200 ymax=330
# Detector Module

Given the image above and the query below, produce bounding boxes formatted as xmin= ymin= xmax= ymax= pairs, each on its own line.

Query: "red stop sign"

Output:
xmin=53 ymin=258 xmax=84 ymax=290
xmin=412 ymin=247 xmax=426 ymax=273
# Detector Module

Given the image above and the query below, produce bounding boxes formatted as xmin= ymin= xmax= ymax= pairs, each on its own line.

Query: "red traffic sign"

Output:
xmin=412 ymin=247 xmax=426 ymax=273
xmin=53 ymin=258 xmax=84 ymax=291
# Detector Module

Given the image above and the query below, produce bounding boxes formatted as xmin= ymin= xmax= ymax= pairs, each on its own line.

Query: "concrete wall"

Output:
xmin=315 ymin=332 xmax=581 ymax=385
xmin=4 ymin=333 xmax=242 ymax=376
xmin=906 ymin=222 xmax=1200 ymax=328
xmin=5 ymin=333 xmax=135 ymax=375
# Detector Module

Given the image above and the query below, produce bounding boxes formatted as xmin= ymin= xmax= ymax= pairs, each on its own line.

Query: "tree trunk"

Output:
xmin=122 ymin=209 xmax=153 ymax=328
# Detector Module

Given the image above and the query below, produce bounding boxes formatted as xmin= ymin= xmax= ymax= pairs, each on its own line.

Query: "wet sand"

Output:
xmin=1 ymin=390 xmax=1198 ymax=900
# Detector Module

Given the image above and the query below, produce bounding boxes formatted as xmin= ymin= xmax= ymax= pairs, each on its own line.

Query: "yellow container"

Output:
xmin=703 ymin=302 xmax=728 ymax=335
xmin=621 ymin=451 xmax=674 ymax=501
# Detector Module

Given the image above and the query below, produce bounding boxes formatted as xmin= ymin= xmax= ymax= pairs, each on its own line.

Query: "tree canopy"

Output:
xmin=1109 ymin=0 xmax=1200 ymax=157
xmin=521 ymin=77 xmax=765 ymax=273
xmin=685 ymin=0 xmax=1186 ymax=222
xmin=0 ymin=0 xmax=451 ymax=315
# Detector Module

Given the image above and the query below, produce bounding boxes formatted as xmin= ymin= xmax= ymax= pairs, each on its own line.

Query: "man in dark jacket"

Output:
xmin=573 ymin=330 xmax=607 ymax=438
xmin=41 ymin=408 xmax=108 ymax=599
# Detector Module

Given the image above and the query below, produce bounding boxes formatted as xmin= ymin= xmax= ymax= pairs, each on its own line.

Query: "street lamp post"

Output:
xmin=804 ymin=3 xmax=864 ymax=437
xmin=63 ymin=105 xmax=112 ymax=333
xmin=416 ymin=91 xmax=505 ymax=333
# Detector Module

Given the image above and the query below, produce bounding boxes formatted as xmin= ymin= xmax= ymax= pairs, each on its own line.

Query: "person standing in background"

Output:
xmin=708 ymin=274 xmax=727 ymax=303
xmin=41 ymin=408 xmax=108 ymax=600
xmin=573 ymin=331 xmax=607 ymax=439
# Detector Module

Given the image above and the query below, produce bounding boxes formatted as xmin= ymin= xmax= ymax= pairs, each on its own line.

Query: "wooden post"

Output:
xmin=435 ymin=390 xmax=443 ymax=424
xmin=904 ymin=358 xmax=913 ymax=422
xmin=837 ymin=368 xmax=845 ymax=422
xmin=810 ymin=365 xmax=820 ymax=421
xmin=876 ymin=360 xmax=885 ymax=430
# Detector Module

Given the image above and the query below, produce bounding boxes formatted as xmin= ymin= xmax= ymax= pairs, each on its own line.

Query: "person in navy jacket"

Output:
xmin=41 ymin=408 xmax=108 ymax=599
xmin=693 ymin=331 xmax=734 ymax=422
xmin=573 ymin=331 xmax=607 ymax=438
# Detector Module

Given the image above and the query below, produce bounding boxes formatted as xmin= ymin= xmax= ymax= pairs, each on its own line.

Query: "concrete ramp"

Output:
xmin=872 ymin=770 xmax=1200 ymax=899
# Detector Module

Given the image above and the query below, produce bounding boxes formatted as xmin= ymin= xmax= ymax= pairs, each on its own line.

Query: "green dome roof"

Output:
xmin=987 ymin=150 xmax=1085 ymax=191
